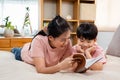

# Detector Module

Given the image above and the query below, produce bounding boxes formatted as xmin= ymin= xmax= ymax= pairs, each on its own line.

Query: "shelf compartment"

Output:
xmin=62 ymin=0 xmax=79 ymax=20
xmin=79 ymin=3 xmax=96 ymax=21
xmin=71 ymin=34 xmax=77 ymax=45
xmin=69 ymin=21 xmax=78 ymax=33
xmin=43 ymin=0 xmax=58 ymax=19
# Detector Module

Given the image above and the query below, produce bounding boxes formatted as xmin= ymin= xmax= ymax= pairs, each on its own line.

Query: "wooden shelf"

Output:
xmin=63 ymin=0 xmax=78 ymax=2
xmin=71 ymin=32 xmax=76 ymax=35
xmin=40 ymin=0 xmax=96 ymax=45
xmin=67 ymin=20 xmax=78 ymax=22
xmin=0 ymin=37 xmax=32 ymax=51
xmin=43 ymin=19 xmax=52 ymax=21
xmin=80 ymin=0 xmax=95 ymax=3
xmin=80 ymin=20 xmax=94 ymax=23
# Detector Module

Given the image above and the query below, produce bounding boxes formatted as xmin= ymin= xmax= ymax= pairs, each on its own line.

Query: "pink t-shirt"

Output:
xmin=21 ymin=35 xmax=73 ymax=67
xmin=72 ymin=44 xmax=107 ymax=63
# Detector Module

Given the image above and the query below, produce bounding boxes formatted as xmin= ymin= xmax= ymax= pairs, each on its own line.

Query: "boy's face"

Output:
xmin=77 ymin=38 xmax=96 ymax=50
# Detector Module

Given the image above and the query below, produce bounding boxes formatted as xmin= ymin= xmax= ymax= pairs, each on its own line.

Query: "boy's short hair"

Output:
xmin=77 ymin=22 xmax=98 ymax=40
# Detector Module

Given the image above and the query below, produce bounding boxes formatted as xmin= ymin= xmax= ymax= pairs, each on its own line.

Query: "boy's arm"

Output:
xmin=85 ymin=45 xmax=105 ymax=70
xmin=76 ymin=45 xmax=84 ymax=53
xmin=89 ymin=62 xmax=103 ymax=70
xmin=84 ymin=46 xmax=96 ymax=59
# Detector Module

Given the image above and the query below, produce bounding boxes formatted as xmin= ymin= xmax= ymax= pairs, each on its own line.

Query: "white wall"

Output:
xmin=96 ymin=0 xmax=120 ymax=31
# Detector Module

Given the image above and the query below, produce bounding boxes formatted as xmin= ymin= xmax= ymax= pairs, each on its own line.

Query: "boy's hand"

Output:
xmin=84 ymin=46 xmax=96 ymax=59
xmin=76 ymin=45 xmax=84 ymax=53
xmin=86 ymin=46 xmax=96 ymax=53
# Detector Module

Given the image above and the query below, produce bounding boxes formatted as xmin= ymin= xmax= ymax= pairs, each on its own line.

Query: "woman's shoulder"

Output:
xmin=33 ymin=35 xmax=48 ymax=43
xmin=35 ymin=35 xmax=47 ymax=39
xmin=29 ymin=35 xmax=48 ymax=47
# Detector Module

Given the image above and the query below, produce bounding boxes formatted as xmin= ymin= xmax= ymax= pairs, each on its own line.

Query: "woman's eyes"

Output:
xmin=87 ymin=41 xmax=91 ymax=43
xmin=61 ymin=39 xmax=66 ymax=42
xmin=60 ymin=38 xmax=68 ymax=42
xmin=80 ymin=40 xmax=84 ymax=42
xmin=60 ymin=37 xmax=71 ymax=42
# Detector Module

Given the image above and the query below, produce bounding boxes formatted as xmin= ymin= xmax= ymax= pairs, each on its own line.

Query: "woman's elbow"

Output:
xmin=35 ymin=68 xmax=47 ymax=74
xmin=36 ymin=68 xmax=57 ymax=74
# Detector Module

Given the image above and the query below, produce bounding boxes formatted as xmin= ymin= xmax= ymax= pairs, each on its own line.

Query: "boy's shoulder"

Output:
xmin=72 ymin=44 xmax=78 ymax=49
xmin=72 ymin=44 xmax=79 ymax=53
xmin=94 ymin=43 xmax=103 ymax=50
xmin=73 ymin=44 xmax=78 ymax=47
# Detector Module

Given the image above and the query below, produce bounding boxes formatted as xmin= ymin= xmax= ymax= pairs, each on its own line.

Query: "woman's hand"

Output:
xmin=58 ymin=57 xmax=74 ymax=70
xmin=68 ymin=62 xmax=78 ymax=72
xmin=61 ymin=62 xmax=78 ymax=72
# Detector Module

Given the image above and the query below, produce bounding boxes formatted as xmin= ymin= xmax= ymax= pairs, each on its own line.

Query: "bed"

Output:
xmin=1 ymin=25 xmax=120 ymax=80
xmin=0 ymin=50 xmax=120 ymax=80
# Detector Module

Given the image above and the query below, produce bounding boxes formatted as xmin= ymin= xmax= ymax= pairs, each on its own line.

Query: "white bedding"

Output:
xmin=0 ymin=51 xmax=120 ymax=80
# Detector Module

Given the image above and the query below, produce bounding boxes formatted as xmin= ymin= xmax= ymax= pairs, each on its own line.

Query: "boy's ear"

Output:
xmin=94 ymin=38 xmax=97 ymax=42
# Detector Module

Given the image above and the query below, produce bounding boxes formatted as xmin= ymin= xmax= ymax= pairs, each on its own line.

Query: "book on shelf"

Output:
xmin=72 ymin=54 xmax=103 ymax=73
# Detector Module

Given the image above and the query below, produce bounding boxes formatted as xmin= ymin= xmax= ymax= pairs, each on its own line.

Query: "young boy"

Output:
xmin=73 ymin=22 xmax=106 ymax=70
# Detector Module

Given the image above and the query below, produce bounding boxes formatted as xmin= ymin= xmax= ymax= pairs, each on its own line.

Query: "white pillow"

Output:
xmin=106 ymin=25 xmax=120 ymax=57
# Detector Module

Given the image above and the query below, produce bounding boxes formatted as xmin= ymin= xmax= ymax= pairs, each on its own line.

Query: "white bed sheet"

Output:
xmin=0 ymin=51 xmax=120 ymax=80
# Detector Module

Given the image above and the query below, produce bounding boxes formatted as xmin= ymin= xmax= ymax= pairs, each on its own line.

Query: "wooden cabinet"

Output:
xmin=0 ymin=37 xmax=32 ymax=51
xmin=40 ymin=0 xmax=96 ymax=45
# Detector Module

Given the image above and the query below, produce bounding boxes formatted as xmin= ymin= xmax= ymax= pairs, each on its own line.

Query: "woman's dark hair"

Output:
xmin=77 ymin=22 xmax=98 ymax=40
xmin=34 ymin=15 xmax=72 ymax=38
xmin=29 ymin=15 xmax=72 ymax=50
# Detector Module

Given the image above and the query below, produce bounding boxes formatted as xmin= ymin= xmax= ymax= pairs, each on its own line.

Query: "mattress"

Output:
xmin=0 ymin=51 xmax=120 ymax=80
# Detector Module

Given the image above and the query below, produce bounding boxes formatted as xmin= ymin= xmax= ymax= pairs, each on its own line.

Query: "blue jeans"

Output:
xmin=11 ymin=48 xmax=22 ymax=61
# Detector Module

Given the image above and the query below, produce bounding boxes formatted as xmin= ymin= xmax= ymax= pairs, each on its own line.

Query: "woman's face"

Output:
xmin=49 ymin=30 xmax=71 ymax=48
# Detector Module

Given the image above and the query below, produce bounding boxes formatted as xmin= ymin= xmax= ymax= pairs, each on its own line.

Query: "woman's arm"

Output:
xmin=33 ymin=57 xmax=74 ymax=74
